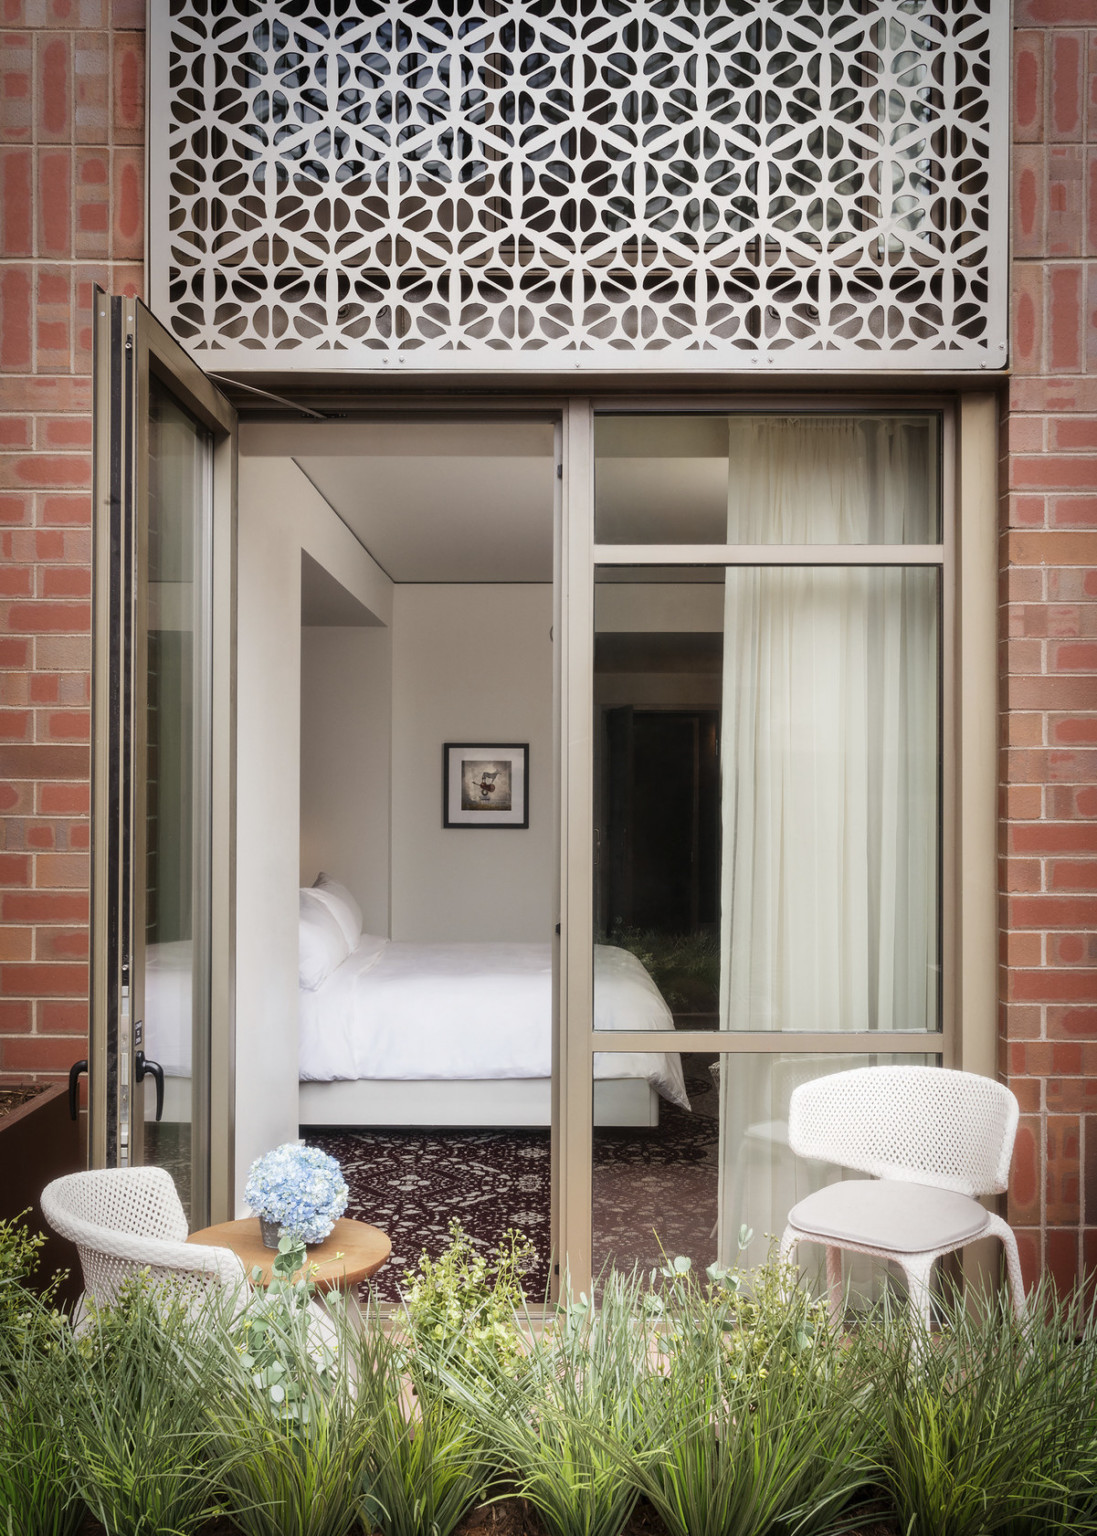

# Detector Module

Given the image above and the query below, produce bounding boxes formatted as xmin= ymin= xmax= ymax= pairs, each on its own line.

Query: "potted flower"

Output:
xmin=244 ymin=1143 xmax=348 ymax=1248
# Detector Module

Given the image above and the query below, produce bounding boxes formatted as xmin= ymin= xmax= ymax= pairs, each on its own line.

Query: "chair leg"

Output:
xmin=901 ymin=1253 xmax=937 ymax=1346
xmin=985 ymin=1214 xmax=1028 ymax=1322
xmin=825 ymin=1245 xmax=843 ymax=1325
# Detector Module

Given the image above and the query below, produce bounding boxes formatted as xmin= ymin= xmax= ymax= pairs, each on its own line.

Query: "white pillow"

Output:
xmin=310 ymin=873 xmax=363 ymax=950
xmin=299 ymin=889 xmax=350 ymax=991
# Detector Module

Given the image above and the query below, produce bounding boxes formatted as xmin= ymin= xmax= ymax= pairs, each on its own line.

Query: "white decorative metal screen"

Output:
xmin=148 ymin=0 xmax=1008 ymax=371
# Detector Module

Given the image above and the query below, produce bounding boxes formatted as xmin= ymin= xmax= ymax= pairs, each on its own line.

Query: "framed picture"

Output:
xmin=443 ymin=743 xmax=529 ymax=829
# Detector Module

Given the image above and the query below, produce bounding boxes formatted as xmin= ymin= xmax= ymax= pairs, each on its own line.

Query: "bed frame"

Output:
xmin=298 ymin=1076 xmax=660 ymax=1130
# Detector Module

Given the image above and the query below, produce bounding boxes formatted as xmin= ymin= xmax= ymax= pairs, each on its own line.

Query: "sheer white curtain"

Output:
xmin=717 ymin=416 xmax=938 ymax=1268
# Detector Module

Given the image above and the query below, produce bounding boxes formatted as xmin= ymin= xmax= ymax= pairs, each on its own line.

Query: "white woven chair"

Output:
xmin=40 ymin=1166 xmax=249 ymax=1322
xmin=779 ymin=1066 xmax=1026 ymax=1327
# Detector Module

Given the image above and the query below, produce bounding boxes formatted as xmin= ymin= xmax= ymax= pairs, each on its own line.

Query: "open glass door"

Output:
xmin=89 ymin=293 xmax=236 ymax=1228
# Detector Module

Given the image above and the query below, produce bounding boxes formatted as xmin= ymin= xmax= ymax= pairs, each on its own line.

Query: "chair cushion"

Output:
xmin=788 ymin=1178 xmax=990 ymax=1255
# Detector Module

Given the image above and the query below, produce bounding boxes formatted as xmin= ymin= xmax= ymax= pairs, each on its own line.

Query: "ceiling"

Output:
xmin=243 ymin=415 xmax=733 ymax=588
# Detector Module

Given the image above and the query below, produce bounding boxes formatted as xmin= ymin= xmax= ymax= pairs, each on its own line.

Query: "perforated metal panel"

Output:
xmin=148 ymin=0 xmax=1008 ymax=372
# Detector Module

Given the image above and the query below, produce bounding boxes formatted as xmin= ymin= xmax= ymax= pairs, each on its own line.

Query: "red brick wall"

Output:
xmin=0 ymin=0 xmax=144 ymax=1085
xmin=1006 ymin=4 xmax=1097 ymax=1293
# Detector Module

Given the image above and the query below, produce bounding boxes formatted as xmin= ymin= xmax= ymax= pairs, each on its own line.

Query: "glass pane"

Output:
xmin=593 ymin=566 xmax=941 ymax=1033
xmin=142 ymin=376 xmax=212 ymax=1222
xmin=594 ymin=413 xmax=940 ymax=545
xmin=591 ymin=1051 xmax=937 ymax=1298
xmin=592 ymin=1055 xmax=718 ymax=1279
xmin=718 ymin=1051 xmax=938 ymax=1299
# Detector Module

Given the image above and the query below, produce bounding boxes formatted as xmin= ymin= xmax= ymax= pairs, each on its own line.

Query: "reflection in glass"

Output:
xmin=594 ymin=413 xmax=939 ymax=545
xmin=592 ymin=1056 xmax=719 ymax=1280
xmin=716 ymin=1052 xmax=937 ymax=1292
xmin=142 ymin=377 xmax=211 ymax=1222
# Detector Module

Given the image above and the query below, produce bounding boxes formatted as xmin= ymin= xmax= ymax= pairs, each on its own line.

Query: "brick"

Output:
xmin=39 ymin=492 xmax=91 ymax=525
xmin=1046 ymin=1228 xmax=1080 ymax=1297
xmin=0 ymin=148 xmax=32 ymax=258
xmin=39 ymin=565 xmax=90 ymax=598
xmin=33 ymin=852 xmax=89 ymax=888
xmin=1051 ymin=495 xmax=1097 ymax=526
xmin=0 ymin=269 xmax=33 ymax=372
xmin=1050 ymin=30 xmax=1085 ymax=138
xmin=37 ymin=415 xmax=92 ymax=450
xmin=0 ymin=1000 xmax=32 ymax=1034
xmin=37 ymin=999 xmax=88 ymax=1034
xmin=1012 ymin=823 xmax=1097 ymax=855
xmin=1010 ymin=530 xmax=1097 ymax=563
xmin=0 ymin=743 xmax=87 ymax=781
xmin=112 ymin=147 xmax=143 ymax=258
xmin=0 ymin=1037 xmax=88 ymax=1074
xmin=112 ymin=31 xmax=142 ymax=140
xmin=1010 ymin=1119 xmax=1042 ymax=1226
xmin=1008 ymin=677 xmax=1097 ymax=708
xmin=1010 ymin=967 xmax=1097 ymax=1002
xmin=1047 ymin=1116 xmax=1082 ymax=1225
xmin=1014 ymin=31 xmax=1046 ymax=143
xmin=1047 ymin=784 xmax=1097 ymax=817
xmin=37 ymin=781 xmax=88 ymax=816
xmin=36 ymin=926 xmax=88 ymax=960
xmin=1049 ymin=146 xmax=1084 ymax=255
xmin=1050 ymin=932 xmax=1097 ymax=964
xmin=1044 ymin=1001 xmax=1093 ymax=1038
xmin=1014 ymin=146 xmax=1046 ymax=257
xmin=0 ymin=853 xmax=31 ymax=886
xmin=0 ymin=598 xmax=91 ymax=631
xmin=1011 ymin=894 xmax=1097 ymax=927
xmin=0 ymin=890 xmax=87 ymax=923
xmin=37 ymin=31 xmax=71 ymax=141
xmin=39 ymin=709 xmax=89 ymax=741
xmin=37 ymin=150 xmax=72 ymax=261
xmin=74 ymin=31 xmax=109 ymax=142
xmin=1012 ymin=454 xmax=1097 ymax=491
xmin=1050 ymin=859 xmax=1097 ymax=889
xmin=1012 ymin=262 xmax=1046 ymax=375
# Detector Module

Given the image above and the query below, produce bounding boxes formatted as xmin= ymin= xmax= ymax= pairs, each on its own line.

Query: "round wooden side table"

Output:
xmin=187 ymin=1216 xmax=390 ymax=1293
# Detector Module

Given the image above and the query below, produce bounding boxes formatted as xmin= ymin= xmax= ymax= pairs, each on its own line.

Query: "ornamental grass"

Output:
xmin=2 ymin=1214 xmax=1097 ymax=1536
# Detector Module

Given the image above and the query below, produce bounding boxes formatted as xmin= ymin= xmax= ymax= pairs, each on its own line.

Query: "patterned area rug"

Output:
xmin=309 ymin=1058 xmax=718 ymax=1301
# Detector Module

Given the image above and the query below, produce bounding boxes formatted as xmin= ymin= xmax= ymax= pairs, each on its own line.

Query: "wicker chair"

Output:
xmin=779 ymin=1066 xmax=1026 ymax=1326
xmin=40 ymin=1166 xmax=248 ymax=1322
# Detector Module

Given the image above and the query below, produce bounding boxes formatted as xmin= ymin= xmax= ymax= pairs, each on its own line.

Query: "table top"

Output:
xmin=187 ymin=1216 xmax=391 ymax=1293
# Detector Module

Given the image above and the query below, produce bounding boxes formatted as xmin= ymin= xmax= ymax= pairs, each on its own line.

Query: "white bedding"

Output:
xmin=300 ymin=940 xmax=690 ymax=1111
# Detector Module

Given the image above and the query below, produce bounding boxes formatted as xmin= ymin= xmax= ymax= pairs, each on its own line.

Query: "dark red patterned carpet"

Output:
xmin=308 ymin=1058 xmax=718 ymax=1301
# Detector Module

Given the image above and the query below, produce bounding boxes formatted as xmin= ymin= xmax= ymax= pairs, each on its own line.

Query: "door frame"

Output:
xmin=90 ymin=293 xmax=237 ymax=1224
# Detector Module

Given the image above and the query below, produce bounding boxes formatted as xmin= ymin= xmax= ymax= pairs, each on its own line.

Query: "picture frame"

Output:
xmin=443 ymin=743 xmax=529 ymax=829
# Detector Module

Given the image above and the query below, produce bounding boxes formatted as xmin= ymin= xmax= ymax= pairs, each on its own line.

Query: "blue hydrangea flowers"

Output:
xmin=244 ymin=1143 xmax=349 ymax=1245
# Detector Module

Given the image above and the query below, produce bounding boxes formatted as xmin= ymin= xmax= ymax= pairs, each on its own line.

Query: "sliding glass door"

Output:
xmin=560 ymin=403 xmax=952 ymax=1291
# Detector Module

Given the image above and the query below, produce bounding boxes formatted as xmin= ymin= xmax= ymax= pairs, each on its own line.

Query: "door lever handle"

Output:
xmin=68 ymin=1059 xmax=88 ymax=1121
xmin=135 ymin=1050 xmax=165 ymax=1122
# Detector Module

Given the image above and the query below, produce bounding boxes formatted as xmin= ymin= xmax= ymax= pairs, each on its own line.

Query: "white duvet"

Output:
xmin=299 ymin=940 xmax=690 ymax=1112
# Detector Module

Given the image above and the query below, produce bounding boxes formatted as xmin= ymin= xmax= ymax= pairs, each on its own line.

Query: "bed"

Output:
xmin=298 ymin=937 xmax=689 ymax=1129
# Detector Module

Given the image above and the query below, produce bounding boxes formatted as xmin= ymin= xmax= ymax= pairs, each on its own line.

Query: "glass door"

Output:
xmin=558 ymin=401 xmax=953 ymax=1294
xmin=90 ymin=294 xmax=236 ymax=1228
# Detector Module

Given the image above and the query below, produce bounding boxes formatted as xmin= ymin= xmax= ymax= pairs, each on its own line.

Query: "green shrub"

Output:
xmin=402 ymin=1220 xmax=533 ymax=1379
xmin=0 ymin=1210 xmax=65 ymax=1344
xmin=447 ymin=1270 xmax=650 ymax=1536
xmin=212 ymin=1243 xmax=369 ymax=1536
xmin=354 ymin=1306 xmax=487 ymax=1536
xmin=0 ymin=1294 xmax=84 ymax=1536
xmin=62 ymin=1277 xmax=233 ymax=1536
xmin=869 ymin=1282 xmax=1097 ymax=1536
xmin=626 ymin=1254 xmax=876 ymax=1536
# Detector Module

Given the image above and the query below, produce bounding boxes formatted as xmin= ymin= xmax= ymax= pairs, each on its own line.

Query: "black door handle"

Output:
xmin=68 ymin=1059 xmax=88 ymax=1121
xmin=135 ymin=1050 xmax=165 ymax=1122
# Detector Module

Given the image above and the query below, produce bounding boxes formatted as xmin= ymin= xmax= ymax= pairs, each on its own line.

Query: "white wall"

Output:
xmin=236 ymin=449 xmax=392 ymax=1211
xmin=300 ymin=626 xmax=391 ymax=937
xmin=391 ymin=584 xmax=553 ymax=942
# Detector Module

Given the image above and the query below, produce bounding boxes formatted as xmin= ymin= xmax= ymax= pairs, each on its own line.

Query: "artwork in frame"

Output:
xmin=443 ymin=743 xmax=529 ymax=829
